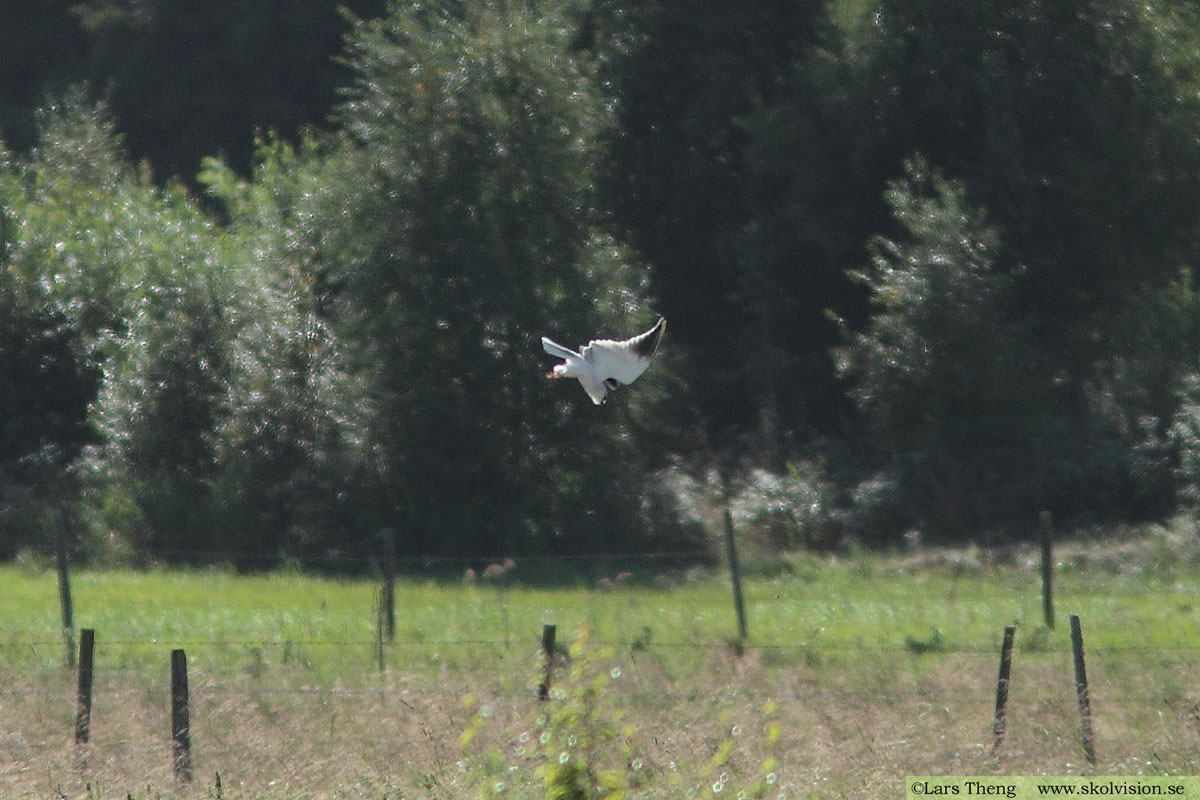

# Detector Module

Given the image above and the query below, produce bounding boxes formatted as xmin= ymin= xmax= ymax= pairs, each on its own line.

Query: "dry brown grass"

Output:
xmin=5 ymin=641 xmax=1200 ymax=799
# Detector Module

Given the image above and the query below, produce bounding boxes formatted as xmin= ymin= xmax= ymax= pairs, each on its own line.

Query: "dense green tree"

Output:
xmin=858 ymin=0 xmax=1200 ymax=369
xmin=0 ymin=289 xmax=96 ymax=484
xmin=603 ymin=0 xmax=1200 ymax=534
xmin=0 ymin=142 xmax=96 ymax=478
xmin=299 ymin=0 xmax=700 ymax=557
xmin=599 ymin=0 xmax=877 ymax=457
xmin=200 ymin=137 xmax=369 ymax=565
xmin=832 ymin=0 xmax=1200 ymax=535
xmin=7 ymin=0 xmax=1200 ymax=563
xmin=839 ymin=157 xmax=1192 ymax=538
xmin=0 ymin=267 xmax=100 ymax=559
xmin=13 ymin=100 xmax=240 ymax=558
xmin=6 ymin=99 xmax=366 ymax=565
xmin=3 ymin=8 xmax=706 ymax=568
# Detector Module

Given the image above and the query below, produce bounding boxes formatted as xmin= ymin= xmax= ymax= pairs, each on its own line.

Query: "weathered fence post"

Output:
xmin=538 ymin=623 xmax=556 ymax=701
xmin=55 ymin=522 xmax=76 ymax=668
xmin=1040 ymin=511 xmax=1055 ymax=630
xmin=171 ymin=648 xmax=192 ymax=782
xmin=1069 ymin=614 xmax=1096 ymax=765
xmin=991 ymin=625 xmax=1016 ymax=755
xmin=75 ymin=629 xmax=95 ymax=744
xmin=381 ymin=530 xmax=396 ymax=643
xmin=723 ymin=509 xmax=748 ymax=651
xmin=374 ymin=594 xmax=386 ymax=673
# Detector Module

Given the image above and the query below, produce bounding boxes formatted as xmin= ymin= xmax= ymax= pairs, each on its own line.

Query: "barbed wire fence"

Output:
xmin=8 ymin=514 xmax=1200 ymax=789
xmin=6 ymin=616 xmax=1200 ymax=784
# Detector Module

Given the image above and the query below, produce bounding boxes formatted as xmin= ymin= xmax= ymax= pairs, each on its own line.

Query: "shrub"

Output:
xmin=463 ymin=629 xmax=783 ymax=799
xmin=729 ymin=461 xmax=837 ymax=550
xmin=1170 ymin=375 xmax=1200 ymax=508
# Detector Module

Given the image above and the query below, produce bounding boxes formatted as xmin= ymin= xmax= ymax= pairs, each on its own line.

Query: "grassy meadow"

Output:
xmin=4 ymin=525 xmax=1200 ymax=798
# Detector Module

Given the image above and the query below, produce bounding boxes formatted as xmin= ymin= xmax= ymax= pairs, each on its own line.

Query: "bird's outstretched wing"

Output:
xmin=581 ymin=316 xmax=666 ymax=387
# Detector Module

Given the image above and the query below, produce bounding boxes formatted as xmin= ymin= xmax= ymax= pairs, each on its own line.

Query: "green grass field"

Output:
xmin=4 ymin=524 xmax=1200 ymax=798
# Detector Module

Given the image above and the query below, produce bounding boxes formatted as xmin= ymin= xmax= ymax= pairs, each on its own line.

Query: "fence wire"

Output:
xmin=5 ymin=633 xmax=1200 ymax=796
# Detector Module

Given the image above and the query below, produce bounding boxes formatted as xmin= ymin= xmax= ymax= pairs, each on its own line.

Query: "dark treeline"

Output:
xmin=4 ymin=0 xmax=1200 ymax=568
xmin=1 ymin=0 xmax=388 ymax=180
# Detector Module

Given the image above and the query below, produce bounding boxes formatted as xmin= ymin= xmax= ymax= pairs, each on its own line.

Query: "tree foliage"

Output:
xmin=858 ymin=0 xmax=1200 ymax=362
xmin=835 ymin=161 xmax=1183 ymax=537
xmin=5 ymin=0 xmax=1200 ymax=562
xmin=600 ymin=0 xmax=871 ymax=452
xmin=4 ymin=99 xmax=236 ymax=558
xmin=305 ymin=0 xmax=695 ymax=557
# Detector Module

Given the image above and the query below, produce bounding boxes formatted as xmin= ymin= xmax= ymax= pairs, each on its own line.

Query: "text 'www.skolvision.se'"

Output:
xmin=908 ymin=776 xmax=1194 ymax=799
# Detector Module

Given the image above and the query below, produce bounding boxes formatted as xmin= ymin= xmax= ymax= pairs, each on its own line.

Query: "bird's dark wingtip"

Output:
xmin=631 ymin=316 xmax=666 ymax=359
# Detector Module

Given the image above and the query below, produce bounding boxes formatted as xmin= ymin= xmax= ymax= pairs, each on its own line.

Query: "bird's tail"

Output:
xmin=541 ymin=336 xmax=578 ymax=360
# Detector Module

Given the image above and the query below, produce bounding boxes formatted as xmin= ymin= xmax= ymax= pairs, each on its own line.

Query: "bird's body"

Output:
xmin=542 ymin=317 xmax=666 ymax=405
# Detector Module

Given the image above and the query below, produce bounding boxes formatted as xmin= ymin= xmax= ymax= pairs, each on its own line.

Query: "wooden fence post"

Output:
xmin=171 ymin=648 xmax=192 ymax=782
xmin=75 ymin=629 xmax=95 ymax=744
xmin=538 ymin=623 xmax=556 ymax=701
xmin=55 ymin=522 xmax=76 ymax=668
xmin=1069 ymin=615 xmax=1096 ymax=765
xmin=991 ymin=626 xmax=1016 ymax=755
xmin=723 ymin=509 xmax=748 ymax=651
xmin=1040 ymin=511 xmax=1054 ymax=630
xmin=381 ymin=530 xmax=396 ymax=643
xmin=374 ymin=593 xmax=386 ymax=673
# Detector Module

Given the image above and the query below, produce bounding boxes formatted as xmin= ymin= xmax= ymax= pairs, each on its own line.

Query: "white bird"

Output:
xmin=541 ymin=317 xmax=666 ymax=405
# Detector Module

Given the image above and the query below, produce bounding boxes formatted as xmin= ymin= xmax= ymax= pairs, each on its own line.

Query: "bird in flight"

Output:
xmin=541 ymin=317 xmax=666 ymax=405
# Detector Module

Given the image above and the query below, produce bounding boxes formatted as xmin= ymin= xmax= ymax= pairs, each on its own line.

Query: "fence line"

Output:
xmin=6 ymin=621 xmax=1200 ymax=787
xmin=10 ymin=675 xmax=1190 ymax=705
xmin=107 ymin=546 xmax=717 ymax=568
xmin=7 ymin=642 xmax=1200 ymax=662
xmin=3 ymin=632 xmax=1197 ymax=692
xmin=5 ymin=636 xmax=1200 ymax=654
